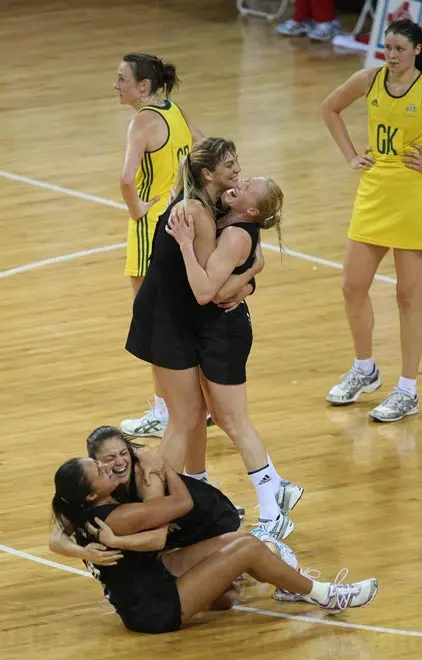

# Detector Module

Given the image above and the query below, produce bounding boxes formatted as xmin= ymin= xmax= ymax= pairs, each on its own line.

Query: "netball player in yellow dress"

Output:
xmin=114 ymin=53 xmax=202 ymax=437
xmin=322 ymin=19 xmax=422 ymax=422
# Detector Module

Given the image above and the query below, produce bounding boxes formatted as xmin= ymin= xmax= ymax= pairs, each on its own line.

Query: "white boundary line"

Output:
xmin=0 ymin=170 xmax=397 ymax=284
xmin=1 ymin=542 xmax=422 ymax=639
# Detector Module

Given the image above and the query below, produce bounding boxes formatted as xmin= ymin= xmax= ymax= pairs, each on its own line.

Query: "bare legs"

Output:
xmin=154 ymin=366 xmax=207 ymax=473
xmin=172 ymin=534 xmax=312 ymax=622
xmin=342 ymin=240 xmax=388 ymax=360
xmin=394 ymin=249 xmax=422 ymax=379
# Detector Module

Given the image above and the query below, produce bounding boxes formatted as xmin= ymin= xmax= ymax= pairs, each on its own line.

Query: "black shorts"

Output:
xmin=115 ymin=559 xmax=182 ymax=635
xmin=195 ymin=302 xmax=253 ymax=386
xmin=165 ymin=476 xmax=240 ymax=550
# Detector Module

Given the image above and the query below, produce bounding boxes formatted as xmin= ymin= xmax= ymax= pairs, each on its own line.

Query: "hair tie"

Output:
xmin=60 ymin=495 xmax=70 ymax=504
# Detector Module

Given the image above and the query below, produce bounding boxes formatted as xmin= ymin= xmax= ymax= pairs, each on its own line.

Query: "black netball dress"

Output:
xmin=194 ymin=222 xmax=260 ymax=386
xmin=76 ymin=503 xmax=182 ymax=635
xmin=125 ymin=193 xmax=198 ymax=370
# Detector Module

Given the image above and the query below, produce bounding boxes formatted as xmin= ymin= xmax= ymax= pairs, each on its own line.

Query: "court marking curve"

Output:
xmin=0 ymin=170 xmax=396 ymax=284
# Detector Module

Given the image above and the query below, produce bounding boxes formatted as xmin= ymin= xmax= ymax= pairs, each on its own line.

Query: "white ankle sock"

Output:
xmin=354 ymin=358 xmax=375 ymax=376
xmin=153 ymin=394 xmax=169 ymax=424
xmin=309 ymin=581 xmax=330 ymax=602
xmin=248 ymin=465 xmax=279 ymax=520
xmin=266 ymin=454 xmax=282 ymax=495
xmin=398 ymin=377 xmax=417 ymax=397
xmin=184 ymin=471 xmax=208 ymax=482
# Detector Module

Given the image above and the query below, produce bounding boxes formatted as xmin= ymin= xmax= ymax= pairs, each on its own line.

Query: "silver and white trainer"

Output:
xmin=304 ymin=569 xmax=378 ymax=614
xmin=277 ymin=480 xmax=304 ymax=514
xmin=249 ymin=528 xmax=299 ymax=569
xmin=120 ymin=409 xmax=166 ymax=438
xmin=327 ymin=367 xmax=382 ymax=405
xmin=369 ymin=388 xmax=418 ymax=423
xmin=258 ymin=513 xmax=294 ymax=541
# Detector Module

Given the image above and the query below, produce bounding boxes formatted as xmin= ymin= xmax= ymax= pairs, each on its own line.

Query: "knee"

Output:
xmin=396 ymin=282 xmax=419 ymax=310
xmin=212 ymin=411 xmax=243 ymax=442
xmin=342 ymin=274 xmax=369 ymax=302
xmin=168 ymin=400 xmax=206 ymax=434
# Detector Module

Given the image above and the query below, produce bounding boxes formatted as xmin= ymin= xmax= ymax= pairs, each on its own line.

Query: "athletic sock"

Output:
xmin=354 ymin=358 xmax=375 ymax=376
xmin=184 ymin=471 xmax=209 ymax=482
xmin=266 ymin=454 xmax=283 ymax=496
xmin=397 ymin=377 xmax=417 ymax=397
xmin=153 ymin=394 xmax=169 ymax=425
xmin=309 ymin=581 xmax=330 ymax=602
xmin=248 ymin=464 xmax=279 ymax=520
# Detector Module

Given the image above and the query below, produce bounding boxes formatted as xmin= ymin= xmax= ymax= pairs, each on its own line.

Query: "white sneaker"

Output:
xmin=275 ymin=19 xmax=312 ymax=36
xmin=258 ymin=513 xmax=294 ymax=541
xmin=120 ymin=409 xmax=166 ymax=438
xmin=308 ymin=19 xmax=341 ymax=42
xmin=277 ymin=480 xmax=304 ymax=514
xmin=369 ymin=388 xmax=419 ymax=423
xmin=274 ymin=568 xmax=321 ymax=602
xmin=304 ymin=569 xmax=378 ymax=613
xmin=327 ymin=367 xmax=382 ymax=405
xmin=250 ymin=529 xmax=298 ymax=568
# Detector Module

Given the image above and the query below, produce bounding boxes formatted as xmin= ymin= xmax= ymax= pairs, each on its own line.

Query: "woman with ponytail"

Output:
xmin=322 ymin=19 xmax=422 ymax=423
xmin=125 ymin=137 xmax=303 ymax=540
xmin=114 ymin=52 xmax=203 ymax=440
xmin=51 ymin=455 xmax=378 ymax=634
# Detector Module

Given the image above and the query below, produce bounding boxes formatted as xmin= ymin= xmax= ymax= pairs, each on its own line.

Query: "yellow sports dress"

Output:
xmin=349 ymin=66 xmax=422 ymax=249
xmin=125 ymin=100 xmax=192 ymax=277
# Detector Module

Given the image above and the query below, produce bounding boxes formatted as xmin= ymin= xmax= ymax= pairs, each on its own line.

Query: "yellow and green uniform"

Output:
xmin=125 ymin=100 xmax=192 ymax=276
xmin=349 ymin=66 xmax=422 ymax=249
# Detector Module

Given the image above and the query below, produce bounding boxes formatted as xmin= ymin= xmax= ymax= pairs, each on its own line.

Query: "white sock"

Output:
xmin=354 ymin=357 xmax=375 ymax=376
xmin=309 ymin=581 xmax=330 ymax=602
xmin=153 ymin=394 xmax=169 ymax=424
xmin=266 ymin=454 xmax=282 ymax=496
xmin=248 ymin=465 xmax=279 ymax=521
xmin=398 ymin=377 xmax=417 ymax=397
xmin=184 ymin=471 xmax=208 ymax=482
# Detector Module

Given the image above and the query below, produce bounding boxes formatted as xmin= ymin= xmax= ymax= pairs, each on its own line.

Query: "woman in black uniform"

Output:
xmin=49 ymin=426 xmax=240 ymax=561
xmin=52 ymin=456 xmax=378 ymax=634
xmin=126 ymin=139 xmax=302 ymax=539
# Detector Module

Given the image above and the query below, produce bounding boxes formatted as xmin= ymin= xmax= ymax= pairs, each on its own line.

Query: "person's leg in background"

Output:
xmin=276 ymin=0 xmax=339 ymax=42
xmin=275 ymin=0 xmax=313 ymax=37
xmin=308 ymin=0 xmax=340 ymax=42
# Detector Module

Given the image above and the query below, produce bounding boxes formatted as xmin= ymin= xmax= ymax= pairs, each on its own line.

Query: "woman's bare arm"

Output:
xmin=104 ymin=464 xmax=193 ymax=536
xmin=321 ymin=68 xmax=378 ymax=167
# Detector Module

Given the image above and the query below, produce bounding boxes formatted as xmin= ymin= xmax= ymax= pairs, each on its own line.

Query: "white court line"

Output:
xmin=0 ymin=169 xmax=397 ymax=284
xmin=0 ymin=542 xmax=421 ymax=639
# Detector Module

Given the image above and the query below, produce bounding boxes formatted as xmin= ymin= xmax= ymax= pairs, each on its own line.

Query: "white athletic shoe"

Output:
xmin=250 ymin=528 xmax=298 ymax=569
xmin=277 ymin=480 xmax=304 ymax=514
xmin=120 ymin=409 xmax=166 ymax=438
xmin=304 ymin=569 xmax=378 ymax=613
xmin=258 ymin=513 xmax=294 ymax=541
xmin=369 ymin=388 xmax=419 ymax=423
xmin=327 ymin=367 xmax=382 ymax=406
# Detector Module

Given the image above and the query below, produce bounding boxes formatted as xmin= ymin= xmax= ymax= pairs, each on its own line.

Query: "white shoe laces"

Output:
xmin=328 ymin=568 xmax=360 ymax=610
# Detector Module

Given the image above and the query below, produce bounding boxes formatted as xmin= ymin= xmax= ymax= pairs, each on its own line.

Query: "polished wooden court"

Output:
xmin=1 ymin=0 xmax=422 ymax=658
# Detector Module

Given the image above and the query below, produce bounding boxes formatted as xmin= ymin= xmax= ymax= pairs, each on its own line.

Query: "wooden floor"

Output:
xmin=1 ymin=0 xmax=422 ymax=658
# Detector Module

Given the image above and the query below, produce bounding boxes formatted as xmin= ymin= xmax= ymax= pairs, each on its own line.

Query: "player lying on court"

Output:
xmin=125 ymin=137 xmax=303 ymax=540
xmin=51 ymin=451 xmax=378 ymax=635
xmin=49 ymin=426 xmax=241 ymax=565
